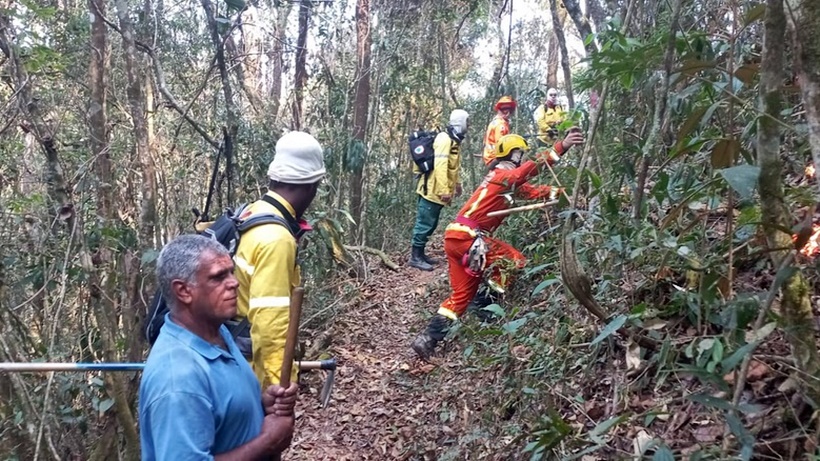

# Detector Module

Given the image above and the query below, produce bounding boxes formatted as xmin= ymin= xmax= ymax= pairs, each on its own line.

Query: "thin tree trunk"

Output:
xmin=0 ymin=14 xmax=74 ymax=231
xmin=546 ymin=34 xmax=559 ymax=89
xmin=270 ymin=2 xmax=292 ymax=120
xmin=563 ymin=0 xmax=597 ymax=55
xmin=350 ymin=0 xmax=371 ymax=243
xmin=201 ymin=0 xmax=239 ymax=203
xmin=228 ymin=13 xmax=263 ymax=113
xmin=762 ymin=0 xmax=820 ymax=404
xmin=632 ymin=0 xmax=682 ymax=219
xmin=108 ymin=1 xmax=148 ymax=456
xmin=786 ymin=0 xmax=820 ymax=198
xmin=292 ymin=0 xmax=310 ymax=130
xmin=115 ymin=0 xmax=156 ymax=248
xmin=549 ymin=0 xmax=574 ymax=109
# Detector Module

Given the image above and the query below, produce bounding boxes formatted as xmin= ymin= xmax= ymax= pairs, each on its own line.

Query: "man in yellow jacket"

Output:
xmin=482 ymin=96 xmax=516 ymax=166
xmin=533 ymin=88 xmax=566 ymax=145
xmin=409 ymin=109 xmax=469 ymax=271
xmin=233 ymin=131 xmax=325 ymax=388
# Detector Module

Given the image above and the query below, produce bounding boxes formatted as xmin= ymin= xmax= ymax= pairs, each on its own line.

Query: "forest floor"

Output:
xmin=285 ymin=239 xmax=820 ymax=460
xmin=288 ymin=240 xmax=476 ymax=460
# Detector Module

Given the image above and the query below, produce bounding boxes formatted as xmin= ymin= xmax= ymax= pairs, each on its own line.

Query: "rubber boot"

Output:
xmin=467 ymin=286 xmax=500 ymax=322
xmin=411 ymin=314 xmax=452 ymax=360
xmin=420 ymin=246 xmax=440 ymax=266
xmin=408 ymin=246 xmax=434 ymax=271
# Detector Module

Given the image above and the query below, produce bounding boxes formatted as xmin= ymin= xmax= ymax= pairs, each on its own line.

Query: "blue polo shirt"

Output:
xmin=139 ymin=314 xmax=264 ymax=460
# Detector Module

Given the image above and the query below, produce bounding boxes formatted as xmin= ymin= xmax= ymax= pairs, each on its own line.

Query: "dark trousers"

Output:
xmin=411 ymin=196 xmax=444 ymax=248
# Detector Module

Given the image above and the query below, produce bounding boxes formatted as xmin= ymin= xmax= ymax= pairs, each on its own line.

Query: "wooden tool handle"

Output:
xmin=487 ymin=200 xmax=558 ymax=218
xmin=279 ymin=286 xmax=304 ymax=387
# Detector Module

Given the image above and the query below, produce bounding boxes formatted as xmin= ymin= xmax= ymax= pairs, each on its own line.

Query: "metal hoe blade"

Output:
xmin=320 ymin=369 xmax=335 ymax=408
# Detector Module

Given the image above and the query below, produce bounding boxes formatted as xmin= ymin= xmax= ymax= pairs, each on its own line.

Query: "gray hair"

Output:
xmin=156 ymin=234 xmax=230 ymax=311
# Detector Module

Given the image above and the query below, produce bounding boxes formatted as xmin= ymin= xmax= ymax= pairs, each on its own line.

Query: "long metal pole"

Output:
xmin=0 ymin=362 xmax=145 ymax=372
xmin=0 ymin=360 xmax=333 ymax=373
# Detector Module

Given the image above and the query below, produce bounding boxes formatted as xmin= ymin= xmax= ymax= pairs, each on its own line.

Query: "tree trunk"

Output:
xmin=761 ymin=0 xmax=820 ymax=405
xmin=549 ymin=0 xmax=575 ymax=109
xmin=786 ymin=0 xmax=820 ymax=198
xmin=115 ymin=0 xmax=156 ymax=248
xmin=563 ymin=0 xmax=598 ymax=55
xmin=0 ymin=14 xmax=74 ymax=231
xmin=269 ymin=2 xmax=292 ymax=120
xmin=201 ymin=0 xmax=239 ymax=202
xmin=350 ymin=0 xmax=371 ymax=243
xmin=546 ymin=34 xmax=559 ymax=89
xmin=292 ymin=0 xmax=311 ymax=130
xmin=228 ymin=12 xmax=263 ymax=113
xmin=632 ymin=0 xmax=681 ymax=219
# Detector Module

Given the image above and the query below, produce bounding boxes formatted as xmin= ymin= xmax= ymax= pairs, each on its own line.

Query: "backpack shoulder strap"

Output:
xmin=236 ymin=212 xmax=294 ymax=237
xmin=260 ymin=195 xmax=302 ymax=236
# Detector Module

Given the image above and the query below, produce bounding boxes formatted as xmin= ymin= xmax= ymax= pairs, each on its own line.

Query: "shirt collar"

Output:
xmin=265 ymin=190 xmax=313 ymax=236
xmin=162 ymin=313 xmax=235 ymax=361
xmin=265 ymin=191 xmax=297 ymax=217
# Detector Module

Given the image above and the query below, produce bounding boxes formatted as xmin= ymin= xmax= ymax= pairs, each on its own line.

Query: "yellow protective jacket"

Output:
xmin=533 ymin=104 xmax=566 ymax=143
xmin=482 ymin=115 xmax=510 ymax=165
xmin=234 ymin=191 xmax=300 ymax=387
xmin=415 ymin=131 xmax=462 ymax=205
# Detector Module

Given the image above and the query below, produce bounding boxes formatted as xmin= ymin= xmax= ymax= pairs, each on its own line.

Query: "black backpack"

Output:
xmin=409 ymin=130 xmax=438 ymax=194
xmin=143 ymin=198 xmax=297 ymax=346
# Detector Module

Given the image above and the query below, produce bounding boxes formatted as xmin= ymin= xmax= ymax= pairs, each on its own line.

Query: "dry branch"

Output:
xmin=343 ymin=245 xmax=399 ymax=271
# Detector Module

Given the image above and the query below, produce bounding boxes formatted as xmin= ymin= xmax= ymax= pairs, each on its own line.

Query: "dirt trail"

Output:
xmin=289 ymin=246 xmax=465 ymax=461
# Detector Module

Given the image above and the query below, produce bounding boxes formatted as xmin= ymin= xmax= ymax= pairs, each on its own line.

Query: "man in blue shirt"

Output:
xmin=139 ymin=234 xmax=294 ymax=459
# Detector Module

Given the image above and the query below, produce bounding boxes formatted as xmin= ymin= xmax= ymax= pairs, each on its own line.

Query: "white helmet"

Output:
xmin=449 ymin=109 xmax=470 ymax=135
xmin=267 ymin=131 xmax=326 ymax=184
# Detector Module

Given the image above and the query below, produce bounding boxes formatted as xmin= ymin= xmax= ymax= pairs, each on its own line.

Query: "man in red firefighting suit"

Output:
xmin=411 ymin=130 xmax=584 ymax=360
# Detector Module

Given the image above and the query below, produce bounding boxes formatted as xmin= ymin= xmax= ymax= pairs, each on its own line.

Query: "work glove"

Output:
xmin=439 ymin=194 xmax=452 ymax=204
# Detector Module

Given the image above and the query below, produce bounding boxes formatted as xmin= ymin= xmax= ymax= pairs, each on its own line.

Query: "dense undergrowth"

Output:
xmin=406 ymin=161 xmax=820 ymax=459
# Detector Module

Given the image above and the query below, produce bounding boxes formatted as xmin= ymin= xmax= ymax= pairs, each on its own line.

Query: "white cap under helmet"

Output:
xmin=267 ymin=131 xmax=327 ymax=185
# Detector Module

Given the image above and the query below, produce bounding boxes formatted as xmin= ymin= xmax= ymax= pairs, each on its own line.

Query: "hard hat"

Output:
xmin=495 ymin=134 xmax=529 ymax=159
xmin=267 ymin=131 xmax=326 ymax=184
xmin=494 ymin=96 xmax=517 ymax=112
xmin=449 ymin=109 xmax=469 ymax=134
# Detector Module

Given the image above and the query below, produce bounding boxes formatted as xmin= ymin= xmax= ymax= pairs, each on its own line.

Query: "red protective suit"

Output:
xmin=437 ymin=142 xmax=566 ymax=320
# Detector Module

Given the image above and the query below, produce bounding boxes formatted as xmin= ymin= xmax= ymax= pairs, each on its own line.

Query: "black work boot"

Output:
xmin=408 ymin=246 xmax=434 ymax=271
xmin=411 ymin=314 xmax=452 ymax=360
xmin=467 ymin=286 xmax=500 ymax=322
xmin=420 ymin=247 xmax=440 ymax=266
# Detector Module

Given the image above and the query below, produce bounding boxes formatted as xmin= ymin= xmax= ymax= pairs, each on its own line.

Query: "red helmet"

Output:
xmin=494 ymin=96 xmax=517 ymax=112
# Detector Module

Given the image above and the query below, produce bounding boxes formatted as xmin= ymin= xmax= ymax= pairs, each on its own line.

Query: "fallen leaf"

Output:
xmin=722 ymin=360 xmax=770 ymax=384
xmin=643 ymin=318 xmax=668 ymax=330
xmin=692 ymin=425 xmax=722 ymax=443
xmin=626 ymin=339 xmax=642 ymax=371
xmin=632 ymin=429 xmax=654 ymax=456
xmin=778 ymin=377 xmax=800 ymax=393
xmin=745 ymin=322 xmax=777 ymax=343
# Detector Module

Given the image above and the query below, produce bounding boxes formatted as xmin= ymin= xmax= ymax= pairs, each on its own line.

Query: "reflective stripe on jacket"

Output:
xmin=415 ymin=132 xmax=461 ymax=205
xmin=482 ymin=115 xmax=510 ymax=165
xmin=234 ymin=191 xmax=300 ymax=387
